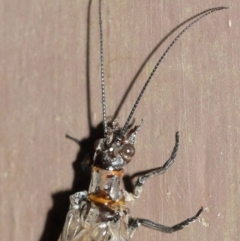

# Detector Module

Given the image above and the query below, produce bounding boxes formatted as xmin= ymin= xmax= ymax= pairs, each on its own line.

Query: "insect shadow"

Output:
xmin=38 ymin=1 xmax=217 ymax=241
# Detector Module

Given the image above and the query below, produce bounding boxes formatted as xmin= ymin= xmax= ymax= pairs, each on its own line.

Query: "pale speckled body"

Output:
xmin=58 ymin=192 xmax=130 ymax=241
xmin=58 ymin=166 xmax=135 ymax=241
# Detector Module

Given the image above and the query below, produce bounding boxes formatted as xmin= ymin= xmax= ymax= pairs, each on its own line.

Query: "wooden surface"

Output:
xmin=1 ymin=0 xmax=238 ymax=240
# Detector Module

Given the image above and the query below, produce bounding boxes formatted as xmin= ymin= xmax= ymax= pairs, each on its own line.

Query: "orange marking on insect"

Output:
xmin=88 ymin=189 xmax=125 ymax=208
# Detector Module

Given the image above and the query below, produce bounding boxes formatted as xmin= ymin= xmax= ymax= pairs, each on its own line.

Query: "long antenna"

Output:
xmin=119 ymin=6 xmax=228 ymax=139
xmin=99 ymin=0 xmax=108 ymax=137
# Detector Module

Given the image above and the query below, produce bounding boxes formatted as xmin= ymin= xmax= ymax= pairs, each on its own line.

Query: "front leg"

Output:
xmin=128 ymin=207 xmax=203 ymax=237
xmin=133 ymin=131 xmax=179 ymax=198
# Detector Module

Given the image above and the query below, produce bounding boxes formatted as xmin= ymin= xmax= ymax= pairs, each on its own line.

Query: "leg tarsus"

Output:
xmin=169 ymin=207 xmax=203 ymax=232
xmin=162 ymin=131 xmax=179 ymax=170
xmin=130 ymin=207 xmax=203 ymax=234
xmin=133 ymin=132 xmax=180 ymax=198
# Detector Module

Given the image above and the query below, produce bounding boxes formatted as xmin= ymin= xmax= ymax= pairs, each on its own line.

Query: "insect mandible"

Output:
xmin=58 ymin=1 xmax=227 ymax=241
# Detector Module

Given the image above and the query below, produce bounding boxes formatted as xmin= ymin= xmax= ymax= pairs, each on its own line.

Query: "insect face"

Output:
xmin=93 ymin=121 xmax=142 ymax=170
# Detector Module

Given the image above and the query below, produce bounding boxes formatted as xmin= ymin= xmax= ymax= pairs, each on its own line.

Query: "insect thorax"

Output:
xmin=88 ymin=166 xmax=125 ymax=203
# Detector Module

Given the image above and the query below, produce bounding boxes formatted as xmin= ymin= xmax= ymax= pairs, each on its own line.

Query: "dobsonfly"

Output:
xmin=58 ymin=1 xmax=227 ymax=241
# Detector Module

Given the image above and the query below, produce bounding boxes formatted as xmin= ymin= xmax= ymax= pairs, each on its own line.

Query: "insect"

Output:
xmin=58 ymin=1 xmax=227 ymax=241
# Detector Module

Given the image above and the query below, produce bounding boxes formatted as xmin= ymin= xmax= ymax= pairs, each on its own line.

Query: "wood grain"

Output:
xmin=1 ymin=0 xmax=238 ymax=241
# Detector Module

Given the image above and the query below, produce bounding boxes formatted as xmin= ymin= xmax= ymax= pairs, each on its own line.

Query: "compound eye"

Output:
xmin=121 ymin=144 xmax=135 ymax=162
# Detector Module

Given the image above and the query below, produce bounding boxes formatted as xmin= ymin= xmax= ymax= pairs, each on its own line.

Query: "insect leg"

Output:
xmin=133 ymin=131 xmax=179 ymax=198
xmin=128 ymin=207 xmax=203 ymax=236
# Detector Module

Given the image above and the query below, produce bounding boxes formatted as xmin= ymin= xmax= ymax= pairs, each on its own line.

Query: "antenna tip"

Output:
xmin=216 ymin=6 xmax=229 ymax=10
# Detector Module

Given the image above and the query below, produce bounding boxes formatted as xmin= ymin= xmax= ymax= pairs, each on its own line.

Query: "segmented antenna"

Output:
xmin=119 ymin=6 xmax=228 ymax=139
xmin=99 ymin=0 xmax=108 ymax=137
